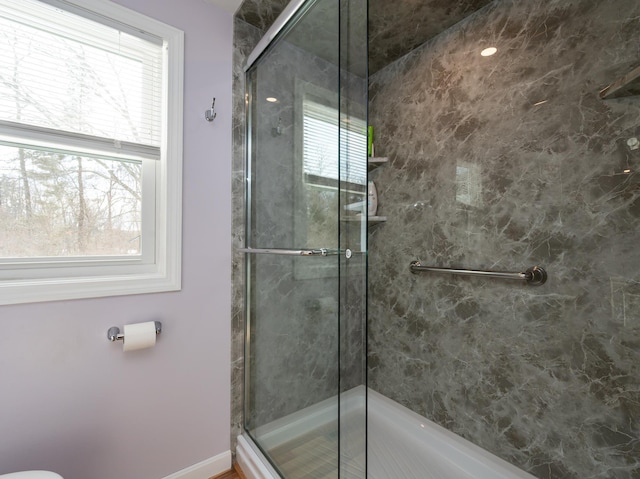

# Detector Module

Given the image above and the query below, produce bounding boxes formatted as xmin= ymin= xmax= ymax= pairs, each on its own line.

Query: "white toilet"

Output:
xmin=0 ymin=473 xmax=62 ymax=479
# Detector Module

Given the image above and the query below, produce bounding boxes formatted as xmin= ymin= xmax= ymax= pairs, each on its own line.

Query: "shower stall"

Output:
xmin=232 ymin=0 xmax=640 ymax=478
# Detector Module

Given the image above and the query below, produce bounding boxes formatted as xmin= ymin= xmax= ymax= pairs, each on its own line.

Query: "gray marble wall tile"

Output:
xmin=368 ymin=1 xmax=640 ymax=478
xmin=231 ymin=17 xmax=263 ymax=452
xmin=236 ymin=0 xmax=290 ymax=32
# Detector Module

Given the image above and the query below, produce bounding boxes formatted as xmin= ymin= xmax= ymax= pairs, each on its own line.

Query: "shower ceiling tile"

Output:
xmin=235 ymin=0 xmax=493 ymax=75
xmin=368 ymin=0 xmax=493 ymax=73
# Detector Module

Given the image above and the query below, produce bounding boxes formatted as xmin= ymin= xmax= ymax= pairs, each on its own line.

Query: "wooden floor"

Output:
xmin=211 ymin=463 xmax=246 ymax=479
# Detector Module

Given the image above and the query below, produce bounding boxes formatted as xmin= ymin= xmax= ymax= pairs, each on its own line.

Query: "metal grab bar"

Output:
xmin=238 ymin=247 xmax=340 ymax=256
xmin=409 ymin=261 xmax=547 ymax=286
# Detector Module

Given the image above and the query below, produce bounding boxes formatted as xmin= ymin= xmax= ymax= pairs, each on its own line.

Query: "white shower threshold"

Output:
xmin=236 ymin=386 xmax=536 ymax=479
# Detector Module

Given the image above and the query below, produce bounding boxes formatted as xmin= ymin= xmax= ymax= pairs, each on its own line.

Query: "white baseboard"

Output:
xmin=161 ymin=450 xmax=232 ymax=479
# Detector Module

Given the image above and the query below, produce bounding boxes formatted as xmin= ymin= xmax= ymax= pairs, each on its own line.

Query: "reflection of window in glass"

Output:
xmin=302 ymin=99 xmax=367 ymax=187
xmin=302 ymin=98 xmax=367 ymax=248
xmin=0 ymin=0 xmax=183 ymax=304
xmin=456 ymin=163 xmax=482 ymax=207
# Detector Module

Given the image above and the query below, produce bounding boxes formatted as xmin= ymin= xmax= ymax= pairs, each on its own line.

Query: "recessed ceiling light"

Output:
xmin=266 ymin=97 xmax=278 ymax=103
xmin=481 ymin=47 xmax=497 ymax=57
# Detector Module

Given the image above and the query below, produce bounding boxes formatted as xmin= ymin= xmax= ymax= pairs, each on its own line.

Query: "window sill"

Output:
xmin=0 ymin=269 xmax=181 ymax=305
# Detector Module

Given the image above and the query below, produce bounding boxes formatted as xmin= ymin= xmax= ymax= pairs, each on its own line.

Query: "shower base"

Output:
xmin=237 ymin=387 xmax=535 ymax=479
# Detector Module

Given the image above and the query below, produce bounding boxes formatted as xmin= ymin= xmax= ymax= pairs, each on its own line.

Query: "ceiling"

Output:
xmin=235 ymin=0 xmax=493 ymax=75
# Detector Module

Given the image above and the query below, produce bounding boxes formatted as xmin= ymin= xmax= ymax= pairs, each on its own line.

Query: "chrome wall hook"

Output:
xmin=205 ymin=97 xmax=217 ymax=122
xmin=108 ymin=321 xmax=162 ymax=341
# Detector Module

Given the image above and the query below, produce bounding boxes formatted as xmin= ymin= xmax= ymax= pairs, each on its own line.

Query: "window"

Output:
xmin=0 ymin=0 xmax=184 ymax=304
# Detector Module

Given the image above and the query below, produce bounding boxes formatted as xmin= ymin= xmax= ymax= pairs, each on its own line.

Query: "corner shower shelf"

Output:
xmin=368 ymin=157 xmax=389 ymax=170
xmin=341 ymin=215 xmax=387 ymax=224
xmin=368 ymin=215 xmax=387 ymax=224
xmin=600 ymin=65 xmax=640 ymax=99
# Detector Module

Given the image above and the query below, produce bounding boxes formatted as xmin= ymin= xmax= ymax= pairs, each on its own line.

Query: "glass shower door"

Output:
xmin=243 ymin=0 xmax=367 ymax=478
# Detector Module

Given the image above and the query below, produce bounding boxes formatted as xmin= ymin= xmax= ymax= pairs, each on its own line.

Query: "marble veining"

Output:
xmin=368 ymin=0 xmax=640 ymax=477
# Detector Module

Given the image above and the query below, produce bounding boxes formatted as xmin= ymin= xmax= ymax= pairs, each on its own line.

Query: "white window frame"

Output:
xmin=0 ymin=0 xmax=183 ymax=305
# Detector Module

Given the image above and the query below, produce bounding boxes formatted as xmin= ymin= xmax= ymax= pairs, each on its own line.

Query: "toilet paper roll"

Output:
xmin=122 ymin=321 xmax=157 ymax=352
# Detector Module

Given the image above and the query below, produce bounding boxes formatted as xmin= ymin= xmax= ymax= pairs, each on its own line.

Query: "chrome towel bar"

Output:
xmin=409 ymin=261 xmax=547 ymax=286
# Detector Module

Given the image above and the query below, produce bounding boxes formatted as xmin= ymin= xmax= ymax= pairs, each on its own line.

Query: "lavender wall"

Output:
xmin=0 ymin=1 xmax=233 ymax=478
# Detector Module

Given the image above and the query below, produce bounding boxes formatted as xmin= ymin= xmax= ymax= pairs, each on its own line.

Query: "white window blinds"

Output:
xmin=0 ymin=0 xmax=163 ymax=153
xmin=302 ymin=99 xmax=367 ymax=185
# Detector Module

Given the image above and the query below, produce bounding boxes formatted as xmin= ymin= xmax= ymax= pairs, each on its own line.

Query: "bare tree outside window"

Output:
xmin=0 ymin=5 xmax=151 ymax=258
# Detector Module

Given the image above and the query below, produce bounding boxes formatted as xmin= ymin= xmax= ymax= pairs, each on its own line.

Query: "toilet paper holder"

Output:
xmin=108 ymin=321 xmax=162 ymax=342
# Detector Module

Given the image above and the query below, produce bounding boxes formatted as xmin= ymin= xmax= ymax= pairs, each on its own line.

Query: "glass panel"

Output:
xmin=338 ymin=0 xmax=368 ymax=478
xmin=244 ymin=0 xmax=368 ymax=475
xmin=244 ymin=0 xmax=343 ymax=477
xmin=245 ymin=253 xmax=340 ymax=478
